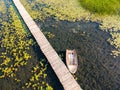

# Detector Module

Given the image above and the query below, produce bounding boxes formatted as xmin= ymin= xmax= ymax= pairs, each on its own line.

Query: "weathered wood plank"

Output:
xmin=12 ymin=0 xmax=82 ymax=90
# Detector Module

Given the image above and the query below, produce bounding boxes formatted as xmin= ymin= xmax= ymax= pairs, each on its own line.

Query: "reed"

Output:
xmin=78 ymin=0 xmax=120 ymax=15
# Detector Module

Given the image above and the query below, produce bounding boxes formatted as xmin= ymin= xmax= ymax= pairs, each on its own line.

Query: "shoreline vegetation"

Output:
xmin=78 ymin=0 xmax=120 ymax=15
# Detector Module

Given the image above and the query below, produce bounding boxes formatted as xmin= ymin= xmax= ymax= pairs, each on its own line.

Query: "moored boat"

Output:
xmin=66 ymin=49 xmax=78 ymax=74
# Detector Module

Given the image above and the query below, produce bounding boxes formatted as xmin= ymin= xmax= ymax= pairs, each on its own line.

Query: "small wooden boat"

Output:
xmin=66 ymin=49 xmax=78 ymax=74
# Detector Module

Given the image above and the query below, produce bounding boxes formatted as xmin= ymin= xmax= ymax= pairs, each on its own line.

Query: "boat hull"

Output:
xmin=66 ymin=49 xmax=78 ymax=74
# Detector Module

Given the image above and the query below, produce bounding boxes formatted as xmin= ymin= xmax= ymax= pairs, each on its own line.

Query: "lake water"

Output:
xmin=36 ymin=17 xmax=120 ymax=90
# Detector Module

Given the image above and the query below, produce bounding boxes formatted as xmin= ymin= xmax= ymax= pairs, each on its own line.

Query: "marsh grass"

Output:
xmin=78 ymin=0 xmax=120 ymax=15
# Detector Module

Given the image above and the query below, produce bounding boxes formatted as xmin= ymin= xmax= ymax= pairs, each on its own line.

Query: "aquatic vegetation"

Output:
xmin=20 ymin=0 xmax=89 ymax=21
xmin=0 ymin=0 xmax=53 ymax=89
xmin=0 ymin=5 xmax=32 ymax=79
xmin=20 ymin=0 xmax=120 ymax=57
xmin=108 ymin=32 xmax=120 ymax=57
xmin=24 ymin=60 xmax=53 ymax=90
xmin=44 ymin=32 xmax=55 ymax=39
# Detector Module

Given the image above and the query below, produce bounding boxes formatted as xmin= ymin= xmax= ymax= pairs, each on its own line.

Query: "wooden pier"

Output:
xmin=12 ymin=0 xmax=82 ymax=90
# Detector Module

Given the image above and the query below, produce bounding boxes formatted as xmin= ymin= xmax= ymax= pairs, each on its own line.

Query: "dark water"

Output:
xmin=31 ymin=43 xmax=64 ymax=90
xmin=36 ymin=17 xmax=120 ymax=90
xmin=0 ymin=24 xmax=2 ymax=27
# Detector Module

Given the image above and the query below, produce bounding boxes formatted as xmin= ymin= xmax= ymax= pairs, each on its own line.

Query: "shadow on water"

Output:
xmin=58 ymin=51 xmax=66 ymax=65
xmin=46 ymin=64 xmax=64 ymax=90
xmin=36 ymin=17 xmax=120 ymax=90
xmin=28 ymin=35 xmax=64 ymax=90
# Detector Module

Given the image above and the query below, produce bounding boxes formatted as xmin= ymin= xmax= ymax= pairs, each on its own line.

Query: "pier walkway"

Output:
xmin=12 ymin=0 xmax=82 ymax=90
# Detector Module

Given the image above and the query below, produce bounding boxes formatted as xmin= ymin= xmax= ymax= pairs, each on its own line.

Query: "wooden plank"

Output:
xmin=12 ymin=0 xmax=82 ymax=90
